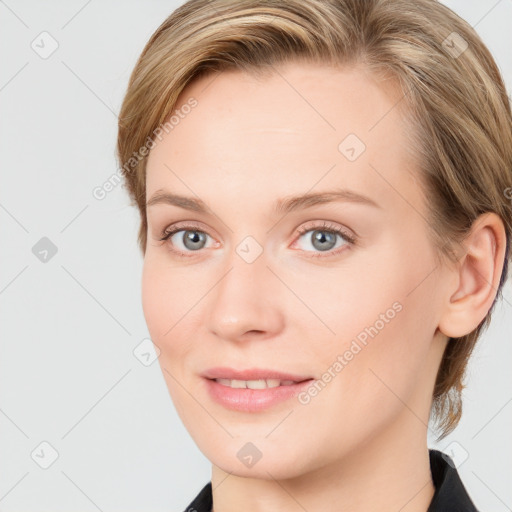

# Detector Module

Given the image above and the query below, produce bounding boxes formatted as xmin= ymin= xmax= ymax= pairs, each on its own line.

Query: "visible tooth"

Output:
xmin=246 ymin=379 xmax=267 ymax=389
xmin=214 ymin=378 xmax=295 ymax=388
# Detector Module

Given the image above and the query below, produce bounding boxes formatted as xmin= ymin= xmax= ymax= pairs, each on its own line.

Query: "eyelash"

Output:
xmin=158 ymin=221 xmax=356 ymax=259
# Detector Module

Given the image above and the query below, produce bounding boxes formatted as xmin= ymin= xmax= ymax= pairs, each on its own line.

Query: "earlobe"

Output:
xmin=438 ymin=212 xmax=507 ymax=339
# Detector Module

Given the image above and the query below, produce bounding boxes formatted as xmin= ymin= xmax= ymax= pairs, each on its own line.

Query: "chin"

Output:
xmin=203 ymin=436 xmax=321 ymax=480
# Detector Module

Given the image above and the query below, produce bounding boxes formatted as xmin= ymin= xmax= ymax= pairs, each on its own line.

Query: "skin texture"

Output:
xmin=142 ymin=62 xmax=506 ymax=512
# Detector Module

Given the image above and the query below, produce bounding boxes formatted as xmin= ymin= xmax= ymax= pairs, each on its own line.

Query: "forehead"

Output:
xmin=145 ymin=62 xmax=422 ymax=215
xmin=169 ymin=61 xmax=408 ymax=133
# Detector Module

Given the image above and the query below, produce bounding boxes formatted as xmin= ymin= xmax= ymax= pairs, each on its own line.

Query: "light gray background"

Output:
xmin=0 ymin=1 xmax=511 ymax=511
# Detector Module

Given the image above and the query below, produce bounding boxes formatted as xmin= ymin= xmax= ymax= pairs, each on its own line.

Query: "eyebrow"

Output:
xmin=146 ymin=187 xmax=381 ymax=215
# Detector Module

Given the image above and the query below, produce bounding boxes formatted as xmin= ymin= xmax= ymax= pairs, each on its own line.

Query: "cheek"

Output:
xmin=141 ymin=256 xmax=199 ymax=413
xmin=141 ymin=254 xmax=192 ymax=345
xmin=141 ymin=257 xmax=168 ymax=337
xmin=303 ymin=237 xmax=439 ymax=387
xmin=141 ymin=252 xmax=215 ymax=383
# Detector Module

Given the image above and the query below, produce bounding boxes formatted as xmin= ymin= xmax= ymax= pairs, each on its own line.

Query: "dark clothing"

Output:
xmin=184 ymin=449 xmax=478 ymax=512
xmin=427 ymin=449 xmax=478 ymax=511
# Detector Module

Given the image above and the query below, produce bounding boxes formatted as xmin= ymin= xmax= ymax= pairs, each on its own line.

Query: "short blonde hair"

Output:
xmin=117 ymin=0 xmax=512 ymax=438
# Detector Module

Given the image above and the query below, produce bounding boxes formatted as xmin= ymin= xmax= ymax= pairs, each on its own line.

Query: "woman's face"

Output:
xmin=142 ymin=62 xmax=450 ymax=479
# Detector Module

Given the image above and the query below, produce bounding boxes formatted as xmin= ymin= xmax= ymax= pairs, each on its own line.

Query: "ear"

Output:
xmin=438 ymin=212 xmax=507 ymax=338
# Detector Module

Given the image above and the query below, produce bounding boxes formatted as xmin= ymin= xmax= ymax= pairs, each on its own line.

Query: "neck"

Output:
xmin=211 ymin=414 xmax=435 ymax=512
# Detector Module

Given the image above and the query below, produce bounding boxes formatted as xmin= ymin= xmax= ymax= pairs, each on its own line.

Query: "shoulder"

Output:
xmin=183 ymin=481 xmax=212 ymax=512
xmin=428 ymin=449 xmax=479 ymax=512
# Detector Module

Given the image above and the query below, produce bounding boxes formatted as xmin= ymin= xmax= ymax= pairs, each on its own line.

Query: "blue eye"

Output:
xmin=160 ymin=226 xmax=213 ymax=254
xmin=294 ymin=221 xmax=355 ymax=258
xmin=159 ymin=221 xmax=356 ymax=258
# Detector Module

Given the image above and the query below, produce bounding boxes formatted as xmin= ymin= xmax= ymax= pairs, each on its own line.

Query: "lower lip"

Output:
xmin=204 ymin=378 xmax=315 ymax=412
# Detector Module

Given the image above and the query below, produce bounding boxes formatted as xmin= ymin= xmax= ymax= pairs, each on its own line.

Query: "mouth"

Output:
xmin=201 ymin=367 xmax=315 ymax=412
xmin=201 ymin=366 xmax=313 ymax=383
xmin=210 ymin=378 xmax=311 ymax=389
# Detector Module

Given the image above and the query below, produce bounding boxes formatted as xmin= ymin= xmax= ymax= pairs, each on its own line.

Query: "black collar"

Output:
xmin=184 ymin=449 xmax=478 ymax=512
xmin=427 ymin=449 xmax=478 ymax=511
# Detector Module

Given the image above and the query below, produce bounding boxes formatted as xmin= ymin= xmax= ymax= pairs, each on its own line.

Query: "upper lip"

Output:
xmin=202 ymin=367 xmax=313 ymax=382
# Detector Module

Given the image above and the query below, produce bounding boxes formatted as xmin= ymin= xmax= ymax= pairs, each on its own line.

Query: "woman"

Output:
xmin=116 ymin=0 xmax=512 ymax=510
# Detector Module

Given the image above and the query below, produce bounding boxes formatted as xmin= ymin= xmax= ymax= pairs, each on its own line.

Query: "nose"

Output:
xmin=206 ymin=248 xmax=285 ymax=343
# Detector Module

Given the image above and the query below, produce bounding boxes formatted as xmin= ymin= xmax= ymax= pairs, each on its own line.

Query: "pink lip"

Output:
xmin=201 ymin=367 xmax=315 ymax=412
xmin=201 ymin=367 xmax=313 ymax=382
